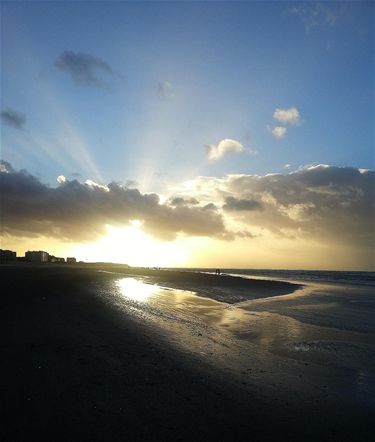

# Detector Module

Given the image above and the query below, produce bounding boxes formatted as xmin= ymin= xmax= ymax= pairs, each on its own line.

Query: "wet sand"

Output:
xmin=1 ymin=264 xmax=373 ymax=441
xmin=89 ymin=263 xmax=302 ymax=302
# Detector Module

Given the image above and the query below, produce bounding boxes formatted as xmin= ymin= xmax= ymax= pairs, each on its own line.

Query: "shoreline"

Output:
xmin=1 ymin=262 xmax=302 ymax=304
xmin=1 ymin=265 xmax=373 ymax=441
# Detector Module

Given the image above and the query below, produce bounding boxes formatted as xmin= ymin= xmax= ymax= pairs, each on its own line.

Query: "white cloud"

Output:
xmin=207 ymin=138 xmax=245 ymax=161
xmin=298 ymin=163 xmax=330 ymax=171
xmin=273 ymin=107 xmax=301 ymax=125
xmin=57 ymin=175 xmax=66 ymax=184
xmin=85 ymin=179 xmax=109 ymax=191
xmin=272 ymin=126 xmax=287 ymax=139
xmin=0 ymin=161 xmax=14 ymax=173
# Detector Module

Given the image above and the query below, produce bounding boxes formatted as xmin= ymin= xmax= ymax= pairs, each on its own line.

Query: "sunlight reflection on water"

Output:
xmin=114 ymin=277 xmax=375 ymax=364
xmin=116 ymin=277 xmax=160 ymax=302
xmin=110 ymin=276 xmax=375 ymax=410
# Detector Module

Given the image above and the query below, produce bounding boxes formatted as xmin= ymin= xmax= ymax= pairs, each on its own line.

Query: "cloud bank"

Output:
xmin=1 ymin=162 xmax=373 ymax=268
xmin=207 ymin=139 xmax=245 ymax=161
xmin=177 ymin=165 xmax=374 ymax=253
xmin=55 ymin=51 xmax=113 ymax=88
xmin=0 ymin=162 xmax=226 ymax=241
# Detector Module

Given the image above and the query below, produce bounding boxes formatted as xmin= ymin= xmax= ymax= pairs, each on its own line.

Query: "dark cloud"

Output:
xmin=70 ymin=172 xmax=82 ymax=178
xmin=55 ymin=51 xmax=113 ymax=88
xmin=0 ymin=162 xmax=226 ymax=242
xmin=0 ymin=108 xmax=26 ymax=130
xmin=169 ymin=197 xmax=199 ymax=207
xmin=202 ymin=203 xmax=217 ymax=211
xmin=223 ymin=196 xmax=263 ymax=212
xmin=214 ymin=165 xmax=374 ymax=249
xmin=0 ymin=161 xmax=15 ymax=173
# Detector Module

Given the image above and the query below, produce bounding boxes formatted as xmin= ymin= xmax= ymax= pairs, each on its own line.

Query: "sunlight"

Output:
xmin=116 ymin=277 xmax=159 ymax=302
xmin=73 ymin=224 xmax=190 ymax=267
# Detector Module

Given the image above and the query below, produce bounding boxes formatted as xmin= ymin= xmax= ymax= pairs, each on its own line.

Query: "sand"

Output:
xmin=1 ymin=264 xmax=373 ymax=441
xmin=82 ymin=263 xmax=302 ymax=302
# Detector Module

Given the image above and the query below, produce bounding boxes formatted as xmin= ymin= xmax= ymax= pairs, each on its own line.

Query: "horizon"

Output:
xmin=2 ymin=251 xmax=374 ymax=274
xmin=1 ymin=1 xmax=374 ymax=271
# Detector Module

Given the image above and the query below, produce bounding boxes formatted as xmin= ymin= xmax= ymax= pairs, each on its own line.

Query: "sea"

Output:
xmin=173 ymin=268 xmax=375 ymax=287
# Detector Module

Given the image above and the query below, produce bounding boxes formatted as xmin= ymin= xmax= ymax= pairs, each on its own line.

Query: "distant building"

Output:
xmin=49 ymin=255 xmax=65 ymax=263
xmin=0 ymin=249 xmax=17 ymax=263
xmin=66 ymin=257 xmax=76 ymax=264
xmin=25 ymin=251 xmax=49 ymax=263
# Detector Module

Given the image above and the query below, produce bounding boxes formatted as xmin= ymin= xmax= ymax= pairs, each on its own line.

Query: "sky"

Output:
xmin=0 ymin=1 xmax=374 ymax=270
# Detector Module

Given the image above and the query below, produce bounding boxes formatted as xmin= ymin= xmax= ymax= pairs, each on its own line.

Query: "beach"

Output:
xmin=1 ymin=264 xmax=374 ymax=441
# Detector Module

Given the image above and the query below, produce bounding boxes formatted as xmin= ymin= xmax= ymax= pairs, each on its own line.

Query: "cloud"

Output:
xmin=202 ymin=203 xmax=217 ymax=211
xmin=0 ymin=108 xmax=26 ymax=130
xmin=273 ymin=107 xmax=300 ymax=125
xmin=2 ymin=161 xmax=373 ymax=268
xmin=0 ymin=161 xmax=14 ymax=173
xmin=207 ymin=139 xmax=245 ymax=161
xmin=0 ymin=162 xmax=227 ymax=242
xmin=272 ymin=126 xmax=287 ymax=139
xmin=174 ymin=165 xmax=374 ymax=252
xmin=290 ymin=3 xmax=342 ymax=32
xmin=55 ymin=51 xmax=113 ymax=88
xmin=157 ymin=81 xmax=175 ymax=100
xmin=223 ymin=197 xmax=263 ymax=212
xmin=169 ymin=197 xmax=199 ymax=207
xmin=57 ymin=175 xmax=66 ymax=184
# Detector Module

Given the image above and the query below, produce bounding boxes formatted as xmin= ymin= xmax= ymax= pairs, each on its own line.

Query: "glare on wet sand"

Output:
xmin=112 ymin=275 xmax=375 ymax=405
xmin=116 ymin=277 xmax=160 ymax=302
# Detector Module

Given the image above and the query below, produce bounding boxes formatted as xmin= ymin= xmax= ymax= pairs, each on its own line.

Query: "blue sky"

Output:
xmin=1 ymin=1 xmax=373 ymax=188
xmin=1 ymin=1 xmax=374 ymax=269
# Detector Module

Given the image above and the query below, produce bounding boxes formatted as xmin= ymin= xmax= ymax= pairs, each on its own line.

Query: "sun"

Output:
xmin=73 ymin=223 xmax=190 ymax=267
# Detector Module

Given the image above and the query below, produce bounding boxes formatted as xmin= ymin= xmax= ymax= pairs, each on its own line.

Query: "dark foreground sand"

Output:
xmin=1 ymin=265 xmax=373 ymax=441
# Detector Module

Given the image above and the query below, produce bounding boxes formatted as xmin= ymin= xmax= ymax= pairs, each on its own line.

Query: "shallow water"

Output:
xmin=114 ymin=277 xmax=374 ymax=345
xmin=96 ymin=274 xmax=375 ymax=411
